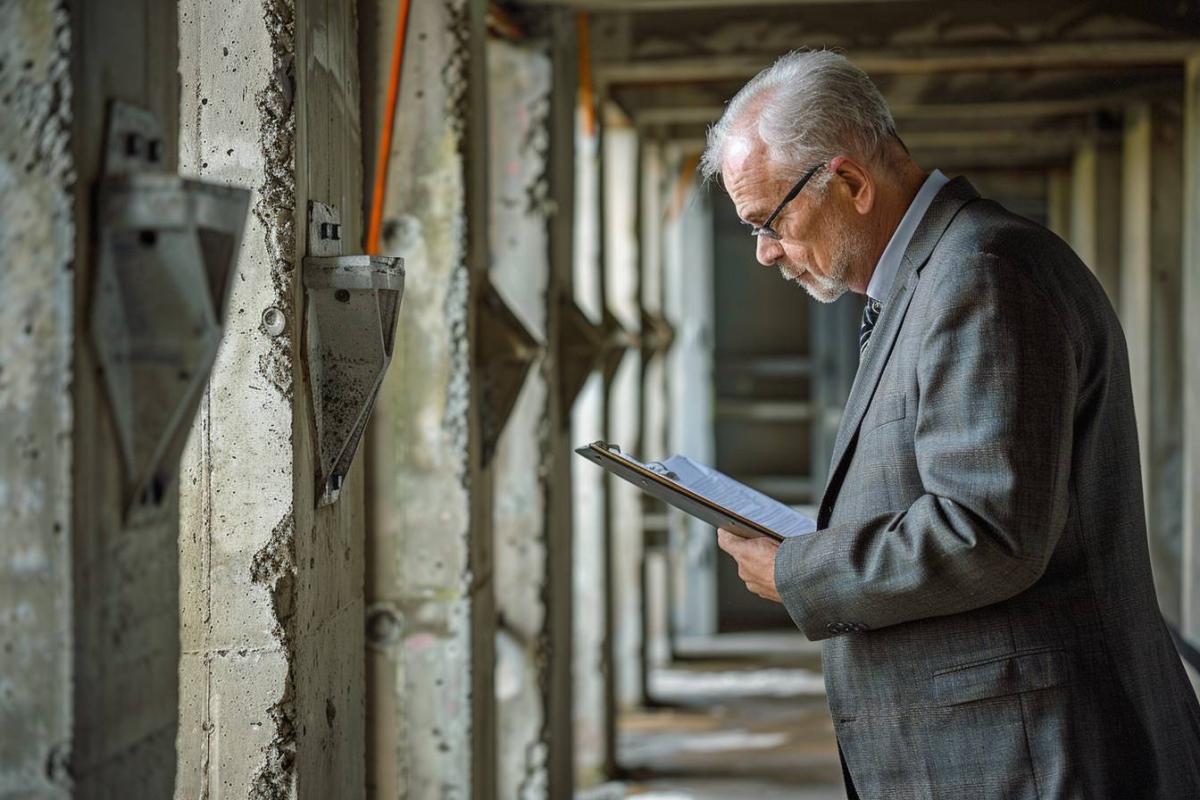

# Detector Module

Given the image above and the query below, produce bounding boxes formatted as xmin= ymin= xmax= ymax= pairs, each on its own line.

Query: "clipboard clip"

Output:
xmin=646 ymin=461 xmax=678 ymax=481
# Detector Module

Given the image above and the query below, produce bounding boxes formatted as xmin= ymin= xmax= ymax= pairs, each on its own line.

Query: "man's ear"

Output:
xmin=830 ymin=155 xmax=875 ymax=216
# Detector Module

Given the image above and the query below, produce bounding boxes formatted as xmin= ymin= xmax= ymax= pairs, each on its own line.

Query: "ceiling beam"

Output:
xmin=532 ymin=0 xmax=913 ymax=7
xmin=631 ymin=97 xmax=1137 ymax=126
xmin=597 ymin=40 xmax=1200 ymax=86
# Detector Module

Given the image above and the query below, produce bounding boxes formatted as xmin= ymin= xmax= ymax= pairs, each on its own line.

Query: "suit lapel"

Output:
xmin=818 ymin=178 xmax=980 ymax=527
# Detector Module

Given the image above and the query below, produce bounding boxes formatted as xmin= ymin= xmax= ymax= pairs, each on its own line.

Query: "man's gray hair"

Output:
xmin=699 ymin=50 xmax=898 ymax=182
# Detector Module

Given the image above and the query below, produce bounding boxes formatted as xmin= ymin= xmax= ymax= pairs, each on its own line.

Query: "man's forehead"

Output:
xmin=722 ymin=133 xmax=767 ymax=175
xmin=721 ymin=136 xmax=777 ymax=219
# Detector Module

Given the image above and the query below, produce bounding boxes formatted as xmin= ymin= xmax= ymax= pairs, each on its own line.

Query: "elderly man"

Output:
xmin=709 ymin=50 xmax=1200 ymax=798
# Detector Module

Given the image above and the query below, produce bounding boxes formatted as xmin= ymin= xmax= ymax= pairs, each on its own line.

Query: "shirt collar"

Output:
xmin=866 ymin=169 xmax=949 ymax=304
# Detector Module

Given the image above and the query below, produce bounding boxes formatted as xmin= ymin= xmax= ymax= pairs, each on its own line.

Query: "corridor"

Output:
xmin=3 ymin=1 xmax=1200 ymax=798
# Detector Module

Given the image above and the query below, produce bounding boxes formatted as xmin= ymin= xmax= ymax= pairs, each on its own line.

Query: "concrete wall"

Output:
xmin=487 ymin=35 xmax=553 ymax=800
xmin=663 ymin=150 xmax=717 ymax=639
xmin=1070 ymin=138 xmax=1122 ymax=305
xmin=2 ymin=2 xmax=184 ymax=796
xmin=1183 ymin=55 xmax=1200 ymax=683
xmin=363 ymin=0 xmax=495 ymax=796
xmin=1120 ymin=103 xmax=1185 ymax=625
xmin=603 ymin=115 xmax=645 ymax=711
xmin=177 ymin=0 xmax=366 ymax=796
xmin=571 ymin=88 xmax=611 ymax=786
xmin=1 ymin=3 xmax=76 ymax=794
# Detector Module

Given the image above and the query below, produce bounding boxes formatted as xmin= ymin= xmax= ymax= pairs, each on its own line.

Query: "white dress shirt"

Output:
xmin=865 ymin=169 xmax=949 ymax=305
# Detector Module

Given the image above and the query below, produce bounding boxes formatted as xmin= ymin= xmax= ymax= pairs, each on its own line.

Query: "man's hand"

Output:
xmin=717 ymin=529 xmax=782 ymax=603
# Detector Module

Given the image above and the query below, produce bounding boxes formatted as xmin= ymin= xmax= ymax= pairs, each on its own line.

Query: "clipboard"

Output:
xmin=574 ymin=440 xmax=786 ymax=542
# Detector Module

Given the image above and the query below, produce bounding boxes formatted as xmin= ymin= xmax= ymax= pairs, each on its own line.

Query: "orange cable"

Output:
xmin=367 ymin=0 xmax=412 ymax=255
xmin=576 ymin=12 xmax=595 ymax=137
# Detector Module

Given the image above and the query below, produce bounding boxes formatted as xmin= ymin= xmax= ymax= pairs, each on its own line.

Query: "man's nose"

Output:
xmin=755 ymin=234 xmax=783 ymax=267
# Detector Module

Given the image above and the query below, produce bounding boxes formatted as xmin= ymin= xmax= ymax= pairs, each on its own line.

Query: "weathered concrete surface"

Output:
xmin=3 ymin=0 xmax=186 ymax=794
xmin=1182 ymin=55 xmax=1200 ymax=688
xmin=638 ymin=138 xmax=673 ymax=683
xmin=1119 ymin=103 xmax=1184 ymax=625
xmin=1069 ymin=139 xmax=1122 ymax=305
xmin=662 ymin=152 xmax=717 ymax=639
xmin=603 ymin=114 xmax=645 ymax=712
xmin=572 ymin=95 xmax=612 ymax=787
xmin=45 ymin=1 xmax=184 ymax=795
xmin=487 ymin=36 xmax=554 ymax=800
xmin=0 ymin=2 xmax=74 ymax=794
xmin=363 ymin=0 xmax=494 ymax=796
xmin=177 ymin=0 xmax=366 ymax=796
xmin=573 ymin=373 xmax=610 ymax=788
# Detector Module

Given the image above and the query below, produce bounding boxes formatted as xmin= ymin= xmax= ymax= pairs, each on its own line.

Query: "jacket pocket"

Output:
xmin=861 ymin=392 xmax=906 ymax=436
xmin=930 ymin=648 xmax=1072 ymax=707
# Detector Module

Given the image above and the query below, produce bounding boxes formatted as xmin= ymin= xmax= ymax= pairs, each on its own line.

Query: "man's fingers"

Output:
xmin=716 ymin=528 xmax=742 ymax=553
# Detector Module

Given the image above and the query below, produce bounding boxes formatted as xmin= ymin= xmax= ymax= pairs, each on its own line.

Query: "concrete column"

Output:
xmin=1180 ymin=56 xmax=1200 ymax=661
xmin=486 ymin=34 xmax=557 ymax=799
xmin=662 ymin=146 xmax=717 ymax=639
xmin=362 ymin=0 xmax=496 ymax=797
xmin=603 ymin=107 xmax=644 ymax=715
xmin=1070 ymin=138 xmax=1122 ymax=305
xmin=571 ymin=66 xmax=611 ymax=788
xmin=1 ymin=5 xmax=76 ymax=795
xmin=177 ymin=0 xmax=366 ymax=796
xmin=1 ymin=3 xmax=182 ymax=795
xmin=638 ymin=137 xmax=673 ymax=682
xmin=1046 ymin=167 xmax=1072 ymax=241
xmin=1120 ymin=103 xmax=1184 ymax=625
xmin=542 ymin=12 xmax=579 ymax=793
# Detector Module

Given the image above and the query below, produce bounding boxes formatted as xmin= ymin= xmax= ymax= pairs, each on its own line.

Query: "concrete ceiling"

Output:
xmin=504 ymin=0 xmax=1198 ymax=170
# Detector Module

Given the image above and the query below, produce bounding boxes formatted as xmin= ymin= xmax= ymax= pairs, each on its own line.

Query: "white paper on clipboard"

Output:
xmin=574 ymin=441 xmax=816 ymax=541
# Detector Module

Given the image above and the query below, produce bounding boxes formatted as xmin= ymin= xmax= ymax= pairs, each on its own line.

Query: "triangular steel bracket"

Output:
xmin=600 ymin=310 xmax=639 ymax=384
xmin=557 ymin=293 xmax=605 ymax=418
xmin=476 ymin=280 xmax=543 ymax=466
xmin=90 ymin=101 xmax=250 ymax=520
xmin=639 ymin=307 xmax=676 ymax=358
xmin=302 ymin=201 xmax=405 ymax=507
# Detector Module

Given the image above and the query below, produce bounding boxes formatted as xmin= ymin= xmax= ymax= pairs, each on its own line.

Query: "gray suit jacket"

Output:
xmin=775 ymin=177 xmax=1200 ymax=798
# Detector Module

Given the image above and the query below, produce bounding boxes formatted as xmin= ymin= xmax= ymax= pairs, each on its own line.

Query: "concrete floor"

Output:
xmin=613 ymin=634 xmax=847 ymax=799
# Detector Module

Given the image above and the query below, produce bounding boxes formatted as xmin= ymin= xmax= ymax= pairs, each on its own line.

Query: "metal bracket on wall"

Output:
xmin=557 ymin=293 xmax=605 ymax=418
xmin=639 ymin=307 xmax=676 ymax=359
xmin=477 ymin=281 xmax=542 ymax=466
xmin=302 ymin=201 xmax=405 ymax=507
xmin=600 ymin=309 xmax=639 ymax=384
xmin=90 ymin=101 xmax=250 ymax=519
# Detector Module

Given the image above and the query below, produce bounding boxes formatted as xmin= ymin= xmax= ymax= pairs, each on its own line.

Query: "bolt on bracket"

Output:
xmin=90 ymin=101 xmax=250 ymax=519
xmin=302 ymin=201 xmax=405 ymax=507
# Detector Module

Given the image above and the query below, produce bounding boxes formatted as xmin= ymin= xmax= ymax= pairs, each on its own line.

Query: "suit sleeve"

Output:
xmin=774 ymin=254 xmax=1077 ymax=641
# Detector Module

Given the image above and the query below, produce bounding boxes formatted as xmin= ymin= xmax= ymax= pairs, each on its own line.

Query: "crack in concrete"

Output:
xmin=249 ymin=510 xmax=297 ymax=799
xmin=252 ymin=0 xmax=297 ymax=405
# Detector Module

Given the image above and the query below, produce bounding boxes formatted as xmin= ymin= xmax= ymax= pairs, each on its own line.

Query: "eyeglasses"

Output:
xmin=749 ymin=162 xmax=826 ymax=241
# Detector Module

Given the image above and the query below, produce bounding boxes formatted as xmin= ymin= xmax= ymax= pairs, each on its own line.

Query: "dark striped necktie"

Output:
xmin=859 ymin=298 xmax=882 ymax=358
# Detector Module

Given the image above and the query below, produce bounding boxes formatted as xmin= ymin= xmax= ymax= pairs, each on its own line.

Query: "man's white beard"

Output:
xmin=778 ymin=226 xmax=861 ymax=304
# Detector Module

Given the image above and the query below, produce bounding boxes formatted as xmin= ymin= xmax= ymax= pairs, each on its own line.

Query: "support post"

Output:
xmin=486 ymin=30 xmax=561 ymax=798
xmin=544 ymin=11 xmax=580 ymax=794
xmin=1 ymin=3 xmax=183 ymax=795
xmin=603 ymin=107 xmax=645 ymax=718
xmin=1070 ymin=137 xmax=1122 ymax=305
xmin=570 ymin=30 xmax=614 ymax=786
xmin=362 ymin=0 xmax=496 ymax=796
xmin=1046 ymin=167 xmax=1072 ymax=241
xmin=1120 ymin=102 xmax=1185 ymax=625
xmin=177 ymin=0 xmax=368 ymax=795
xmin=662 ymin=146 xmax=718 ymax=639
xmin=1181 ymin=56 xmax=1200 ymax=680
